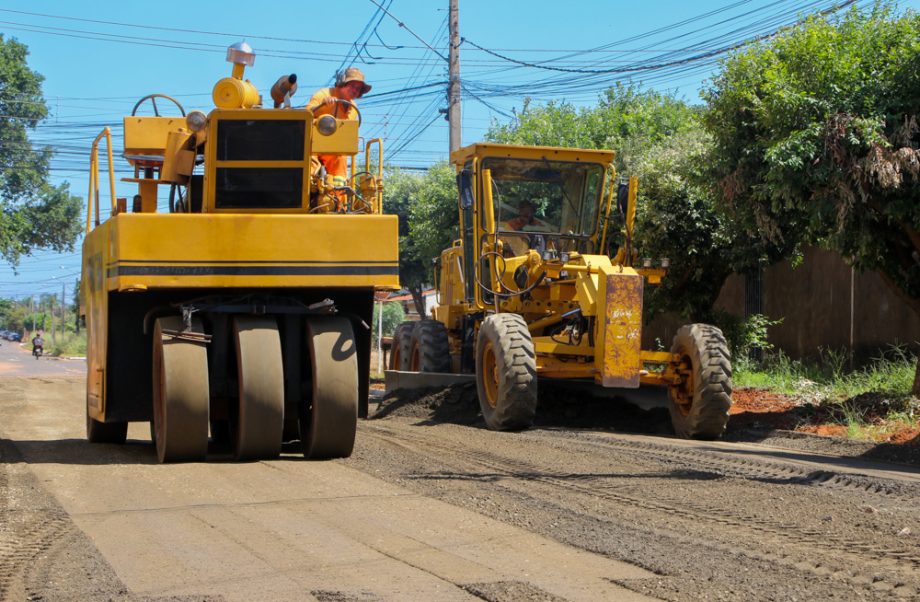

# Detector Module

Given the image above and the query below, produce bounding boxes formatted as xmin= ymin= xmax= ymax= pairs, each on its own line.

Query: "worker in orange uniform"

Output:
xmin=305 ymin=67 xmax=371 ymax=204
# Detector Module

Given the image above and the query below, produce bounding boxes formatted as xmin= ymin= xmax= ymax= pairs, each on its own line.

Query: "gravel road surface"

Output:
xmin=0 ymin=366 xmax=918 ymax=601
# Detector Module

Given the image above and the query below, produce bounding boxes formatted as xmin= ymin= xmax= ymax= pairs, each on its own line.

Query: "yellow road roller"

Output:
xmin=81 ymin=43 xmax=398 ymax=462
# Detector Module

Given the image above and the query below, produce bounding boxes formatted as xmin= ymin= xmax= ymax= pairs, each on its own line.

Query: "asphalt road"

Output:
xmin=0 ymin=338 xmax=84 ymax=377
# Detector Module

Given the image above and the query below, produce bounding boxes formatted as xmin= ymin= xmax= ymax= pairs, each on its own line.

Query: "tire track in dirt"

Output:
xmin=362 ymin=422 xmax=920 ymax=599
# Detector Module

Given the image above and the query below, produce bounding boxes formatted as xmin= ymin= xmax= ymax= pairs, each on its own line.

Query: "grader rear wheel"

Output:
xmin=475 ymin=313 xmax=537 ymax=431
xmin=300 ymin=316 xmax=358 ymax=459
xmin=388 ymin=321 xmax=416 ymax=371
xmin=151 ymin=316 xmax=210 ymax=462
xmin=668 ymin=323 xmax=733 ymax=440
xmin=409 ymin=319 xmax=451 ymax=373
xmin=232 ymin=316 xmax=285 ymax=460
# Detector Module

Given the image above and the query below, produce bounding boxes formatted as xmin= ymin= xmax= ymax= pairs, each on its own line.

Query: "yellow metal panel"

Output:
xmin=597 ymin=266 xmax=643 ymax=388
xmin=641 ymin=351 xmax=678 ymax=364
xmin=450 ymin=143 xmax=615 ymax=167
xmin=82 ymin=224 xmax=111 ymax=419
xmin=104 ymin=213 xmax=399 ymax=290
xmin=123 ymin=116 xmax=185 ymax=153
xmin=311 ymin=120 xmax=360 ymax=154
xmin=536 ymin=354 xmax=595 ymax=379
xmin=572 ymin=255 xmax=611 ymax=317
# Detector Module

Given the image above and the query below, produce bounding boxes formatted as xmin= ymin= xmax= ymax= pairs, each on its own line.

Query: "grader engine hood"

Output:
xmin=573 ymin=256 xmax=644 ymax=387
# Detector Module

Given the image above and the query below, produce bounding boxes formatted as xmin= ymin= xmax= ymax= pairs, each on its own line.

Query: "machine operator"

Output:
xmin=305 ymin=67 xmax=371 ymax=190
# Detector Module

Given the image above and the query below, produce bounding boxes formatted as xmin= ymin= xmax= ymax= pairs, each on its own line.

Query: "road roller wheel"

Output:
xmin=151 ymin=316 xmax=210 ymax=463
xmin=86 ymin=412 xmax=128 ymax=444
xmin=475 ymin=313 xmax=537 ymax=431
xmin=300 ymin=316 xmax=358 ymax=459
xmin=232 ymin=316 xmax=284 ymax=460
xmin=389 ymin=321 xmax=416 ymax=371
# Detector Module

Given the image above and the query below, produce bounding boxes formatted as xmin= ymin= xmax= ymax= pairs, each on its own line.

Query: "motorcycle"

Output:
xmin=32 ymin=338 xmax=43 ymax=359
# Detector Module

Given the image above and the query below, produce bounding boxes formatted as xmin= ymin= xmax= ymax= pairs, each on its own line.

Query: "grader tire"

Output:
xmin=409 ymin=319 xmax=451 ymax=373
xmin=389 ymin=321 xmax=416 ymax=371
xmin=668 ymin=324 xmax=733 ymax=440
xmin=475 ymin=313 xmax=537 ymax=431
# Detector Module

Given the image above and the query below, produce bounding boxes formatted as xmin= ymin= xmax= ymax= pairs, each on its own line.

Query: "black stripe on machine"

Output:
xmin=107 ymin=264 xmax=399 ymax=277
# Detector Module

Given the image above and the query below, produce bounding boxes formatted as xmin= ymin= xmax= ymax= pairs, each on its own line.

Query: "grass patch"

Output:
xmin=735 ymin=346 xmax=918 ymax=439
xmin=45 ymin=331 xmax=87 ymax=357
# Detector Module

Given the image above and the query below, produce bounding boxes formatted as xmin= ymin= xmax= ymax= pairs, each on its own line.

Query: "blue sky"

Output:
xmin=1 ymin=0 xmax=918 ymax=300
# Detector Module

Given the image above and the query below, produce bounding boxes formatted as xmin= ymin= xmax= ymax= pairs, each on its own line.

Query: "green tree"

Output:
xmin=371 ymin=301 xmax=405 ymax=344
xmin=0 ymin=36 xmax=82 ymax=267
xmin=489 ymin=84 xmax=699 ymax=172
xmin=703 ymin=3 xmax=920 ymax=393
xmin=384 ymin=163 xmax=456 ymax=315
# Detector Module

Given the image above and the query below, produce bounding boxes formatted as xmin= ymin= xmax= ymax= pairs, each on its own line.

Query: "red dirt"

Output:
xmin=731 ymin=388 xmax=920 ymax=445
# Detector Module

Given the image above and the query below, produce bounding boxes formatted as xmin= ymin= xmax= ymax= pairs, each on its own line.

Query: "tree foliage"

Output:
xmin=703 ymin=2 xmax=920 ymax=391
xmin=0 ymin=36 xmax=82 ymax=266
xmin=383 ymin=164 xmax=456 ymax=314
xmin=487 ymin=85 xmax=733 ymax=320
xmin=704 ymin=3 xmax=920 ymax=308
xmin=488 ymin=83 xmax=699 ymax=172
xmin=371 ymin=301 xmax=405 ymax=343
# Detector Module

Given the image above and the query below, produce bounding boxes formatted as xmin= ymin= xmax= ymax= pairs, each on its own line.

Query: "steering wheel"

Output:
xmin=331 ymin=98 xmax=362 ymax=126
xmin=131 ymin=94 xmax=186 ymax=117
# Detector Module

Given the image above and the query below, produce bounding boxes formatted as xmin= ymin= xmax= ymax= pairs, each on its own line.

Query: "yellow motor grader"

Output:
xmin=391 ymin=143 xmax=732 ymax=439
xmin=81 ymin=42 xmax=398 ymax=462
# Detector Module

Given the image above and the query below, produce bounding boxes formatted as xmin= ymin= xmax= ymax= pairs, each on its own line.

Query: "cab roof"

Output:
xmin=450 ymin=143 xmax=616 ymax=167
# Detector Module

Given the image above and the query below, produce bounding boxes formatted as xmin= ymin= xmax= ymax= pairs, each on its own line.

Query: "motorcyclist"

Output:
xmin=32 ymin=333 xmax=43 ymax=359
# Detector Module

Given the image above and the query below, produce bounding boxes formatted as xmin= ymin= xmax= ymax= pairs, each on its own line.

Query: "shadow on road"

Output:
xmin=1 ymin=437 xmax=158 ymax=465
xmin=1 ymin=437 xmax=330 ymax=465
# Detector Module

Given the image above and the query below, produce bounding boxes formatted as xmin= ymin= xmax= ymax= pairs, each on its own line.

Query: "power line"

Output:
xmin=366 ymin=0 xmax=448 ymax=62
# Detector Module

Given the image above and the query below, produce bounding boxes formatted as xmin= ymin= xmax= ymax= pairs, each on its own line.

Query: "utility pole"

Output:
xmin=29 ymin=296 xmax=34 ymax=333
xmin=61 ymin=281 xmax=66 ymax=339
xmin=75 ymin=278 xmax=80 ymax=334
xmin=448 ymin=0 xmax=461 ymax=153
xmin=50 ymin=296 xmax=56 ymax=344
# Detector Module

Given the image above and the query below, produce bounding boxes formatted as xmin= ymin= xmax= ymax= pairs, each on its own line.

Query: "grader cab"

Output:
xmin=391 ymin=143 xmax=732 ymax=439
xmin=81 ymin=43 xmax=398 ymax=462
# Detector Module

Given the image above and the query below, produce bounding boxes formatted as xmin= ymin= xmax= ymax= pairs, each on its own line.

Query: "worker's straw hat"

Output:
xmin=338 ymin=67 xmax=372 ymax=96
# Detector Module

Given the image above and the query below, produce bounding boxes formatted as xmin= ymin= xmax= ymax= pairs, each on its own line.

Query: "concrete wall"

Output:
xmin=644 ymin=247 xmax=920 ymax=358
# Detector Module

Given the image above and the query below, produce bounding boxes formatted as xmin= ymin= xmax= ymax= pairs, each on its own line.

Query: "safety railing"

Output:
xmin=87 ymin=127 xmax=117 ymax=233
xmin=364 ymin=137 xmax=384 ymax=214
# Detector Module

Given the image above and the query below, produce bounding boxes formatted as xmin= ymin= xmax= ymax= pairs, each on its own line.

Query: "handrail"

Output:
xmin=87 ymin=127 xmax=116 ymax=233
xmin=365 ymin=138 xmax=384 ymax=213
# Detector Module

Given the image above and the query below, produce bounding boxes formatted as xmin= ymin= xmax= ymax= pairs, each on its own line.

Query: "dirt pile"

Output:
xmin=372 ymin=381 xmax=673 ymax=434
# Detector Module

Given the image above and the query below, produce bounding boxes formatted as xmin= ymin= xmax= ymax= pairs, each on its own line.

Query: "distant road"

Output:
xmin=0 ymin=339 xmax=85 ymax=377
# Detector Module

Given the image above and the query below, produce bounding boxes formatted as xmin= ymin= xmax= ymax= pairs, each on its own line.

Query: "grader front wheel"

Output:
xmin=475 ymin=313 xmax=537 ymax=431
xmin=151 ymin=316 xmax=209 ymax=463
xmin=667 ymin=324 xmax=733 ymax=440
xmin=300 ymin=316 xmax=358 ymax=459
xmin=232 ymin=316 xmax=285 ymax=460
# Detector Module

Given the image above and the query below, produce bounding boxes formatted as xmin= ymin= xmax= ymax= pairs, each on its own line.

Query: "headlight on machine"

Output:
xmin=316 ymin=115 xmax=337 ymax=136
xmin=185 ymin=110 xmax=208 ymax=132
